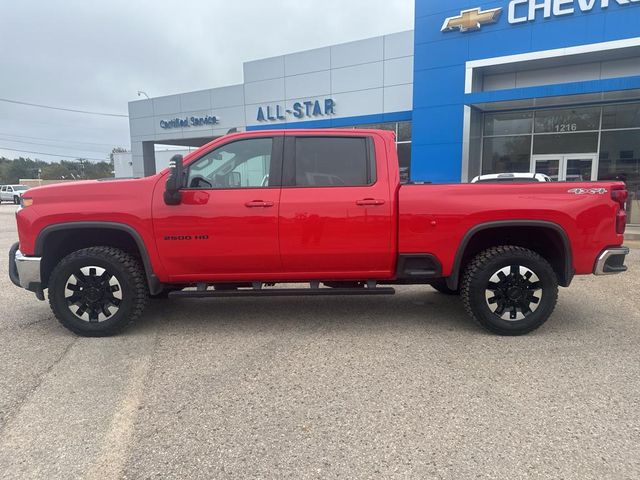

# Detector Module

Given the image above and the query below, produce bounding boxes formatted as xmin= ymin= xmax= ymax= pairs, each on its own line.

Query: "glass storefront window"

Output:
xmin=534 ymin=107 xmax=600 ymax=133
xmin=565 ymin=158 xmax=593 ymax=182
xmin=533 ymin=132 xmax=599 ymax=154
xmin=534 ymin=159 xmax=561 ymax=181
xmin=398 ymin=121 xmax=412 ymax=142
xmin=482 ymin=136 xmax=532 ymax=174
xmin=481 ymin=102 xmax=640 ymax=224
xmin=599 ymin=130 xmax=640 ymax=224
xmin=484 ymin=111 xmax=533 ymax=136
xmin=602 ymin=103 xmax=640 ymax=130
xmin=397 ymin=143 xmax=411 ymax=183
xmin=353 ymin=122 xmax=396 ymax=132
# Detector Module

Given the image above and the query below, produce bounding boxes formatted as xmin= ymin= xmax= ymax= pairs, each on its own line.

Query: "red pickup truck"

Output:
xmin=9 ymin=129 xmax=629 ymax=336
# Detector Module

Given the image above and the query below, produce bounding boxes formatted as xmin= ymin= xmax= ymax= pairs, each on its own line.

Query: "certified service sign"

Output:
xmin=160 ymin=115 xmax=219 ymax=129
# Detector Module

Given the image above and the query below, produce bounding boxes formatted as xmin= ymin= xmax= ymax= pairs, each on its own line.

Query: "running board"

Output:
xmin=168 ymin=287 xmax=396 ymax=298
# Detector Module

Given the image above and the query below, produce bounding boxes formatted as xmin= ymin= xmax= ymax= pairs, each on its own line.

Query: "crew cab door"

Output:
xmin=152 ymin=135 xmax=283 ymax=280
xmin=278 ymin=133 xmax=394 ymax=278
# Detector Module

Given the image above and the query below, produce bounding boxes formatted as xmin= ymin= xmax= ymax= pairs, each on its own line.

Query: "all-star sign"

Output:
xmin=257 ymin=98 xmax=335 ymax=122
xmin=442 ymin=0 xmax=639 ymax=32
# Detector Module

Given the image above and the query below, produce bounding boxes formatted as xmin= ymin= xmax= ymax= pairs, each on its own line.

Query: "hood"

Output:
xmin=23 ymin=177 xmax=157 ymax=204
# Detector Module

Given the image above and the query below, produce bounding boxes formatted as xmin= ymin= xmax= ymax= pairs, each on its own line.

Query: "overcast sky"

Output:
xmin=0 ymin=0 xmax=414 ymax=164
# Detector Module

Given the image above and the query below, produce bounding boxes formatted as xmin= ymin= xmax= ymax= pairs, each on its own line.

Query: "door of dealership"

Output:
xmin=532 ymin=154 xmax=599 ymax=182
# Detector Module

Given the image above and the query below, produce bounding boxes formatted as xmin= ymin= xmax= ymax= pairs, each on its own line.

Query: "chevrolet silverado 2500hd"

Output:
xmin=9 ymin=129 xmax=629 ymax=336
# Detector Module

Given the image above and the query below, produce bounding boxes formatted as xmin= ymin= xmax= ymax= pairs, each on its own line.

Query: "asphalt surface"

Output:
xmin=0 ymin=203 xmax=638 ymax=480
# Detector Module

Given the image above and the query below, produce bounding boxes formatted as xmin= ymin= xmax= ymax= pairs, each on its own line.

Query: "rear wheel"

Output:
xmin=460 ymin=246 xmax=558 ymax=336
xmin=48 ymin=247 xmax=148 ymax=336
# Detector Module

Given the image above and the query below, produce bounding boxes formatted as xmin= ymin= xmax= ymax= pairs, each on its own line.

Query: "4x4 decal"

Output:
xmin=568 ymin=188 xmax=608 ymax=195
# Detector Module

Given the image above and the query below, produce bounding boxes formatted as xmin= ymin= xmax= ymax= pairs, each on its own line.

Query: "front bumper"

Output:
xmin=9 ymin=242 xmax=44 ymax=299
xmin=593 ymin=247 xmax=629 ymax=275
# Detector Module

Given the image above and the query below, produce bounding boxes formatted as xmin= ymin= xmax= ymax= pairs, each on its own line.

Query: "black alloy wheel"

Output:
xmin=461 ymin=245 xmax=558 ymax=335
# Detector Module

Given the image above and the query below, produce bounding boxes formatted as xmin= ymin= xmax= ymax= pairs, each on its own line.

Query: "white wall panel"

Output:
xmin=211 ymin=84 xmax=245 ymax=108
xmin=483 ymin=72 xmax=517 ymax=91
xmin=180 ymin=90 xmax=212 ymax=112
xmin=152 ymin=95 xmax=181 ymax=116
xmin=213 ymin=106 xmax=246 ymax=130
xmin=244 ymin=78 xmax=285 ymax=104
xmin=332 ymin=62 xmax=383 ymax=93
xmin=285 ymin=70 xmax=331 ymax=99
xmin=243 ymin=55 xmax=285 ymax=82
xmin=130 ymin=116 xmax=156 ymax=137
xmin=285 ymin=47 xmax=331 ymax=76
xmin=384 ymin=84 xmax=413 ymax=113
xmin=516 ymin=63 xmax=602 ymax=88
xmin=330 ymin=89 xmax=384 ymax=117
xmin=602 ymin=58 xmax=640 ymax=79
xmin=331 ymin=36 xmax=384 ymax=69
xmin=132 ymin=155 xmax=144 ymax=177
xmin=384 ymin=56 xmax=413 ymax=86
xmin=128 ymin=99 xmax=154 ymax=119
xmin=384 ymin=30 xmax=414 ymax=59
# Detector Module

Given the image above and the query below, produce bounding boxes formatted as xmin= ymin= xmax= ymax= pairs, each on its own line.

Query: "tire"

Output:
xmin=460 ymin=245 xmax=558 ymax=336
xmin=430 ymin=279 xmax=459 ymax=295
xmin=48 ymin=247 xmax=149 ymax=336
xmin=13 ymin=196 xmax=20 ymax=205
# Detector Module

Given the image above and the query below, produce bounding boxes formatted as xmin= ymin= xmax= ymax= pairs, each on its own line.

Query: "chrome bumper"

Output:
xmin=593 ymin=247 xmax=629 ymax=275
xmin=9 ymin=242 xmax=43 ymax=293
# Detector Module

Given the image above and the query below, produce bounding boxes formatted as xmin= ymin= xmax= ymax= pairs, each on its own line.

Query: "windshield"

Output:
xmin=13 ymin=186 xmax=29 ymax=191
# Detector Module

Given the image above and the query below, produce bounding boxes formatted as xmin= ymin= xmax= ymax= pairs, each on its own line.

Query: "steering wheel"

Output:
xmin=189 ymin=175 xmax=213 ymax=189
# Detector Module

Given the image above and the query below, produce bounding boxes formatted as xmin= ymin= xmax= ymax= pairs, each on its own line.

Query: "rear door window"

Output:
xmin=292 ymin=137 xmax=374 ymax=187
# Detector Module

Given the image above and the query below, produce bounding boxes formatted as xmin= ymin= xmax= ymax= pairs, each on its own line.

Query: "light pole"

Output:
xmin=137 ymin=91 xmax=150 ymax=99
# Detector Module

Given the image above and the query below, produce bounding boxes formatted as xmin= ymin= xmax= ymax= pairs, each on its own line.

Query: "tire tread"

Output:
xmin=48 ymin=246 xmax=148 ymax=336
xmin=460 ymin=245 xmax=558 ymax=335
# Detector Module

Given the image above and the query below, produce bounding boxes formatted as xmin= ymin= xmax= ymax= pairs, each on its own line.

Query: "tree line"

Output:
xmin=0 ymin=149 xmax=125 ymax=184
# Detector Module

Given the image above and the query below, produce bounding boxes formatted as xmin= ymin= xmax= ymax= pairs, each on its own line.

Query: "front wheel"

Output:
xmin=13 ymin=196 xmax=20 ymax=205
xmin=460 ymin=246 xmax=558 ymax=336
xmin=48 ymin=247 xmax=149 ymax=336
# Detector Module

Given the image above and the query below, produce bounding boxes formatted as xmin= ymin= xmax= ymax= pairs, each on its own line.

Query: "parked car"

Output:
xmin=0 ymin=185 xmax=30 ymax=204
xmin=9 ymin=129 xmax=629 ymax=337
xmin=471 ymin=173 xmax=552 ymax=183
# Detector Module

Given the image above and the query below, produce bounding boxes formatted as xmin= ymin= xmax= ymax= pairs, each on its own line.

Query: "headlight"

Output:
xmin=20 ymin=197 xmax=33 ymax=208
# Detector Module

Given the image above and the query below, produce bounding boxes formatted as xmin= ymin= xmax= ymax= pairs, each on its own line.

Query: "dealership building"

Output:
xmin=128 ymin=0 xmax=640 ymax=223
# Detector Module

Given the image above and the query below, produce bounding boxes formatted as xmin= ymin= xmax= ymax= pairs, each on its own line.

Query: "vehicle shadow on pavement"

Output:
xmin=134 ymin=289 xmax=480 ymax=336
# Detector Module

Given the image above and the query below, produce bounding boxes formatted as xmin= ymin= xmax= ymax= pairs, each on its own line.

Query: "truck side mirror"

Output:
xmin=164 ymin=155 xmax=184 ymax=205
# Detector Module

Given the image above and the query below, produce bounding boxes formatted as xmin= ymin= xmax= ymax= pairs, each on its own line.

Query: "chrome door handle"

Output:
xmin=356 ymin=198 xmax=385 ymax=206
xmin=245 ymin=200 xmax=274 ymax=208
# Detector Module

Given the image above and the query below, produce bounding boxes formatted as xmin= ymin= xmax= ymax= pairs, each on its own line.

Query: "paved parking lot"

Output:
xmin=0 ymin=203 xmax=639 ymax=479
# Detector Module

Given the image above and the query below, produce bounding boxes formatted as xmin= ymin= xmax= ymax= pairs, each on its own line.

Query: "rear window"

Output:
xmin=294 ymin=137 xmax=374 ymax=187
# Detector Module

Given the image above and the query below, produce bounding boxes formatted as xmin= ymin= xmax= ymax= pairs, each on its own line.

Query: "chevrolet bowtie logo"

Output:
xmin=441 ymin=7 xmax=502 ymax=33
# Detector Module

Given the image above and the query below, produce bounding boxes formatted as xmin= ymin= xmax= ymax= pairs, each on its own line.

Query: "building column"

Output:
xmin=142 ymin=141 xmax=157 ymax=176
